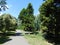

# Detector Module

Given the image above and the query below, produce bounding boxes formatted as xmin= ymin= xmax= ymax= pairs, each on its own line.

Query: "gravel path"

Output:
xmin=2 ymin=30 xmax=30 ymax=45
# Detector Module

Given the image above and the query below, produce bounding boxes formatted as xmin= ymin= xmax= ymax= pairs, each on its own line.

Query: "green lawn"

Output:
xmin=24 ymin=32 xmax=53 ymax=45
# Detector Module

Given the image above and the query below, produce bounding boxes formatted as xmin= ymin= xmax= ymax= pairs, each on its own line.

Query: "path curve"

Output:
xmin=2 ymin=30 xmax=30 ymax=45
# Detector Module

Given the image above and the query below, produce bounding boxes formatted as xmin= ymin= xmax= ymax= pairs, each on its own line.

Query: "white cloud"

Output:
xmin=34 ymin=11 xmax=40 ymax=16
xmin=0 ymin=12 xmax=3 ymax=16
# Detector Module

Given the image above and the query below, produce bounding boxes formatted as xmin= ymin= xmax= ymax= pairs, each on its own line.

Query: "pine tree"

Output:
xmin=18 ymin=8 xmax=27 ymax=24
xmin=18 ymin=3 xmax=35 ymax=32
xmin=0 ymin=0 xmax=8 ymax=11
xmin=23 ymin=3 xmax=35 ymax=32
xmin=39 ymin=0 xmax=60 ymax=43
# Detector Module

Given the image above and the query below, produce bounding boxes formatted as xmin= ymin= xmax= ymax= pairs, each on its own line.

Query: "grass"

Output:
xmin=24 ymin=32 xmax=53 ymax=45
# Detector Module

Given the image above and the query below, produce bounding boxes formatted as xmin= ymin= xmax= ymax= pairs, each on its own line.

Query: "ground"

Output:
xmin=24 ymin=32 xmax=53 ymax=45
xmin=0 ymin=30 xmax=53 ymax=45
xmin=1 ymin=30 xmax=30 ymax=45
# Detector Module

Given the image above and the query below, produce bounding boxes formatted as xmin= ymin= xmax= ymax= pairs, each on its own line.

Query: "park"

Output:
xmin=0 ymin=0 xmax=60 ymax=45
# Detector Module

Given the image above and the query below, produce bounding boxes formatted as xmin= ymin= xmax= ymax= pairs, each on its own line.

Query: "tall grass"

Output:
xmin=24 ymin=32 xmax=53 ymax=45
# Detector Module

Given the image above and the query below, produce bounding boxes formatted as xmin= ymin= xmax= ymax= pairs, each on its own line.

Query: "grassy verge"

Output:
xmin=24 ymin=32 xmax=53 ymax=45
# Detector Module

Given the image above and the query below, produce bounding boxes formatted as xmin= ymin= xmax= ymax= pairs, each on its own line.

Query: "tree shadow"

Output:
xmin=3 ymin=32 xmax=24 ymax=36
xmin=0 ymin=31 xmax=24 ymax=44
xmin=24 ymin=31 xmax=39 ymax=35
xmin=0 ymin=36 xmax=12 ymax=44
xmin=13 ymin=32 xmax=24 ymax=36
xmin=43 ymin=33 xmax=60 ymax=45
xmin=55 ymin=35 xmax=60 ymax=45
xmin=42 ymin=33 xmax=55 ymax=45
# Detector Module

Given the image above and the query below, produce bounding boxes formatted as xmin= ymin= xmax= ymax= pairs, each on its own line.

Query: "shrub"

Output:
xmin=0 ymin=13 xmax=17 ymax=33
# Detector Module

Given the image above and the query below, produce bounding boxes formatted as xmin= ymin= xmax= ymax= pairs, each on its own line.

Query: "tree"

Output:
xmin=0 ymin=14 xmax=17 ymax=33
xmin=24 ymin=3 xmax=35 ymax=32
xmin=39 ymin=0 xmax=59 ymax=43
xmin=18 ymin=8 xmax=27 ymax=24
xmin=26 ymin=3 xmax=34 ymax=15
xmin=0 ymin=0 xmax=8 ymax=11
xmin=18 ymin=3 xmax=35 ymax=32
xmin=0 ymin=16 xmax=4 ymax=32
xmin=54 ymin=0 xmax=60 ymax=43
xmin=34 ymin=15 xmax=40 ymax=31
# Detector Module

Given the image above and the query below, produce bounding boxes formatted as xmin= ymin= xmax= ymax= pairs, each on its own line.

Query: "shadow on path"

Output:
xmin=0 ymin=31 xmax=24 ymax=44
xmin=13 ymin=32 xmax=24 ymax=36
xmin=0 ymin=36 xmax=12 ymax=44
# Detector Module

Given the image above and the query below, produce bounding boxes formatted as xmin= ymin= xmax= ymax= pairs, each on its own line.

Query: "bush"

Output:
xmin=0 ymin=13 xmax=17 ymax=33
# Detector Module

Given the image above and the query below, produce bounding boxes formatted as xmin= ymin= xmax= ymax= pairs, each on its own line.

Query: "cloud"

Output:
xmin=34 ymin=11 xmax=40 ymax=16
xmin=0 ymin=12 xmax=3 ymax=16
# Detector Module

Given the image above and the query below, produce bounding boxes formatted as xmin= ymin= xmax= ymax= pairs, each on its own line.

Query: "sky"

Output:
xmin=1 ymin=0 xmax=44 ymax=18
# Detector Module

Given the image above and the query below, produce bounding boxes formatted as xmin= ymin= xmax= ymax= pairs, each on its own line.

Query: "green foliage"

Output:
xmin=0 ymin=0 xmax=8 ymax=11
xmin=17 ymin=24 xmax=25 ymax=30
xmin=18 ymin=8 xmax=26 ymax=22
xmin=18 ymin=3 xmax=35 ymax=32
xmin=0 ymin=13 xmax=17 ymax=33
xmin=24 ymin=32 xmax=52 ymax=45
xmin=39 ymin=0 xmax=60 ymax=43
xmin=39 ymin=0 xmax=55 ymax=33
xmin=34 ymin=15 xmax=40 ymax=31
xmin=26 ymin=3 xmax=34 ymax=15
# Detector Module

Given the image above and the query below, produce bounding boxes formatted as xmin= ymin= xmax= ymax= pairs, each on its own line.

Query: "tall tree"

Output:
xmin=24 ymin=3 xmax=35 ymax=32
xmin=18 ymin=8 xmax=27 ymax=24
xmin=54 ymin=0 xmax=60 ymax=43
xmin=18 ymin=3 xmax=35 ymax=32
xmin=34 ymin=15 xmax=40 ymax=31
xmin=27 ymin=3 xmax=34 ymax=15
xmin=39 ymin=0 xmax=60 ymax=43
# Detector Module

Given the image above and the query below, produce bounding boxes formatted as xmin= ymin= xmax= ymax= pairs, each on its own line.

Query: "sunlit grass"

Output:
xmin=24 ymin=32 xmax=53 ymax=45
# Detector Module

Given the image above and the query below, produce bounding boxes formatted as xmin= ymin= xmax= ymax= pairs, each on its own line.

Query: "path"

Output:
xmin=2 ymin=30 xmax=30 ymax=45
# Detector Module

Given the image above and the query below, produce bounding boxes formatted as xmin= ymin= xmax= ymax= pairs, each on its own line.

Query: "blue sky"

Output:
xmin=2 ymin=0 xmax=44 ymax=18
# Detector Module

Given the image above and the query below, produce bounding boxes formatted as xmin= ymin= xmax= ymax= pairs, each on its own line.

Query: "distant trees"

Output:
xmin=18 ymin=3 xmax=35 ymax=32
xmin=0 ymin=14 xmax=17 ymax=34
xmin=34 ymin=15 xmax=40 ymax=31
